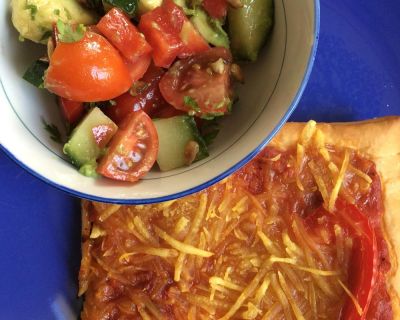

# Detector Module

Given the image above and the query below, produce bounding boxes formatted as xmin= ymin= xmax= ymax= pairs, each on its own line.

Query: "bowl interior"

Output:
xmin=0 ymin=0 xmax=319 ymax=203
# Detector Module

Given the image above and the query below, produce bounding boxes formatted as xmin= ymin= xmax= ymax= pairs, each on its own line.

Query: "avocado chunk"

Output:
xmin=228 ymin=0 xmax=274 ymax=61
xmin=11 ymin=0 xmax=97 ymax=44
xmin=191 ymin=9 xmax=229 ymax=49
xmin=63 ymin=107 xmax=117 ymax=175
xmin=138 ymin=0 xmax=163 ymax=14
xmin=154 ymin=116 xmax=209 ymax=171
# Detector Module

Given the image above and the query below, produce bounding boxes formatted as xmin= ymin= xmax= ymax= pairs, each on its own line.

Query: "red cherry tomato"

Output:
xmin=97 ymin=8 xmax=152 ymax=63
xmin=139 ymin=0 xmax=208 ymax=68
xmin=106 ymin=64 xmax=170 ymax=124
xmin=45 ymin=32 xmax=131 ymax=102
xmin=202 ymin=0 xmax=228 ymax=19
xmin=151 ymin=104 xmax=186 ymax=119
xmin=125 ymin=54 xmax=152 ymax=84
xmin=97 ymin=110 xmax=158 ymax=182
xmin=159 ymin=47 xmax=232 ymax=118
xmin=58 ymin=97 xmax=84 ymax=124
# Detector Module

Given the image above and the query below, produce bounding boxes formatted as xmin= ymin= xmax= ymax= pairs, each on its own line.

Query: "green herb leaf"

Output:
xmin=184 ymin=96 xmax=201 ymax=112
xmin=200 ymin=112 xmax=224 ymax=120
xmin=23 ymin=59 xmax=49 ymax=88
xmin=42 ymin=118 xmax=63 ymax=144
xmin=56 ymin=20 xmax=86 ymax=43
xmin=25 ymin=3 xmax=37 ymax=20
xmin=200 ymin=119 xmax=220 ymax=146
xmin=104 ymin=0 xmax=138 ymax=15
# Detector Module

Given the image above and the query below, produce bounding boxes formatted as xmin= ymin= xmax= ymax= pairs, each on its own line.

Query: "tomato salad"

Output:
xmin=15 ymin=0 xmax=274 ymax=182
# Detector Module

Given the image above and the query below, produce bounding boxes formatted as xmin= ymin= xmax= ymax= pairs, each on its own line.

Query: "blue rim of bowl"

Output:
xmin=0 ymin=0 xmax=320 ymax=204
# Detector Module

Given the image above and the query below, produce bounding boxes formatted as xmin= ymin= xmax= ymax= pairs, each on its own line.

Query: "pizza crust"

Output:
xmin=269 ymin=116 xmax=400 ymax=317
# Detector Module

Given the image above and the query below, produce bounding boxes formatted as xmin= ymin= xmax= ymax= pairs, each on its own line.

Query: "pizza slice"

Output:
xmin=78 ymin=117 xmax=400 ymax=319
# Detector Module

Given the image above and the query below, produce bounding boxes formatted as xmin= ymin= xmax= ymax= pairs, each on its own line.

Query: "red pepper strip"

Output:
xmin=335 ymin=200 xmax=377 ymax=320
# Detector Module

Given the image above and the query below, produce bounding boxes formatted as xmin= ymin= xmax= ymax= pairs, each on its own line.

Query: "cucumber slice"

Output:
xmin=63 ymin=107 xmax=117 ymax=171
xmin=154 ymin=116 xmax=209 ymax=171
xmin=228 ymin=0 xmax=274 ymax=61
xmin=191 ymin=9 xmax=229 ymax=49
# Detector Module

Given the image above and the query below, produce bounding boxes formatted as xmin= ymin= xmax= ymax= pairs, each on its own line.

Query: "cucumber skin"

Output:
xmin=63 ymin=107 xmax=117 ymax=169
xmin=191 ymin=9 xmax=230 ymax=49
xmin=228 ymin=0 xmax=274 ymax=62
xmin=154 ymin=116 xmax=209 ymax=171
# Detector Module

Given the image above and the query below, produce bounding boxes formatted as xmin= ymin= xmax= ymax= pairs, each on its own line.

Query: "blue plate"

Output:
xmin=1 ymin=0 xmax=400 ymax=318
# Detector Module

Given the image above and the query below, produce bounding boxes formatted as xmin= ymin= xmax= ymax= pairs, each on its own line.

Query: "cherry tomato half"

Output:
xmin=125 ymin=54 xmax=152 ymax=85
xmin=159 ymin=47 xmax=233 ymax=118
xmin=58 ymin=97 xmax=84 ymax=124
xmin=106 ymin=64 xmax=170 ymax=124
xmin=45 ymin=32 xmax=131 ymax=102
xmin=202 ymin=0 xmax=228 ymax=19
xmin=97 ymin=110 xmax=158 ymax=182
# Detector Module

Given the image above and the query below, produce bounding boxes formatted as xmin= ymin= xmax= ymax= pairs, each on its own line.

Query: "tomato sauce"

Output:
xmin=80 ymin=145 xmax=393 ymax=319
xmin=236 ymin=146 xmax=393 ymax=319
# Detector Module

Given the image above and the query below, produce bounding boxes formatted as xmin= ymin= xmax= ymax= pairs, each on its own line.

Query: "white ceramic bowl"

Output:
xmin=0 ymin=0 xmax=319 ymax=204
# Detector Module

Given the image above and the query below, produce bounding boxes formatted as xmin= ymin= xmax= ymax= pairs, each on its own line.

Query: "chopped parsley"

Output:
xmin=53 ymin=9 xmax=60 ymax=16
xmin=200 ymin=119 xmax=220 ymax=146
xmin=56 ymin=20 xmax=86 ymax=43
xmin=42 ymin=118 xmax=63 ymax=144
xmin=23 ymin=59 xmax=49 ymax=88
xmin=184 ymin=96 xmax=201 ymax=112
xmin=25 ymin=3 xmax=37 ymax=21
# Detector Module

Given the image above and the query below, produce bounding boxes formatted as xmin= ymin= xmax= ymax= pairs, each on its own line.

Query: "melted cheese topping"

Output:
xmin=80 ymin=121 xmax=382 ymax=320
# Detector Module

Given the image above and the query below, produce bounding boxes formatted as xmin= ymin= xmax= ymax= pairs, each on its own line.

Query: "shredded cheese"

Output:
xmin=175 ymin=194 xmax=209 ymax=282
xmin=89 ymin=225 xmax=106 ymax=239
xmin=349 ymin=165 xmax=373 ymax=184
xmin=99 ymin=204 xmax=120 ymax=222
xmin=242 ymin=302 xmax=262 ymax=319
xmin=257 ymin=230 xmax=281 ymax=256
xmin=174 ymin=216 xmax=190 ymax=236
xmin=328 ymin=149 xmax=350 ymax=212
xmin=300 ymin=120 xmax=317 ymax=146
xmin=319 ymin=148 xmax=331 ymax=162
xmin=338 ymin=279 xmax=363 ymax=316
xmin=254 ymin=277 xmax=271 ymax=305
xmin=119 ymin=248 xmax=178 ymax=262
xmin=270 ymin=273 xmax=294 ymax=320
xmin=296 ymin=144 xmax=305 ymax=191
xmin=133 ymin=216 xmax=158 ymax=245
xmin=313 ymin=129 xmax=325 ymax=149
xmin=219 ymin=260 xmax=272 ymax=320
xmin=308 ymin=160 xmax=330 ymax=206
xmin=278 ymin=271 xmax=306 ymax=320
xmin=269 ymin=154 xmax=281 ymax=161
xmin=209 ymin=277 xmax=244 ymax=292
xmin=154 ymin=226 xmax=213 ymax=257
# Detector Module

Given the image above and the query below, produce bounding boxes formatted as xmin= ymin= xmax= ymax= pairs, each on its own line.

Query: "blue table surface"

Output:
xmin=1 ymin=0 xmax=400 ymax=319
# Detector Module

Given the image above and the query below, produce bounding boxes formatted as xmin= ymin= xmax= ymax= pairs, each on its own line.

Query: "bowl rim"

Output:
xmin=0 ymin=0 xmax=320 ymax=204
